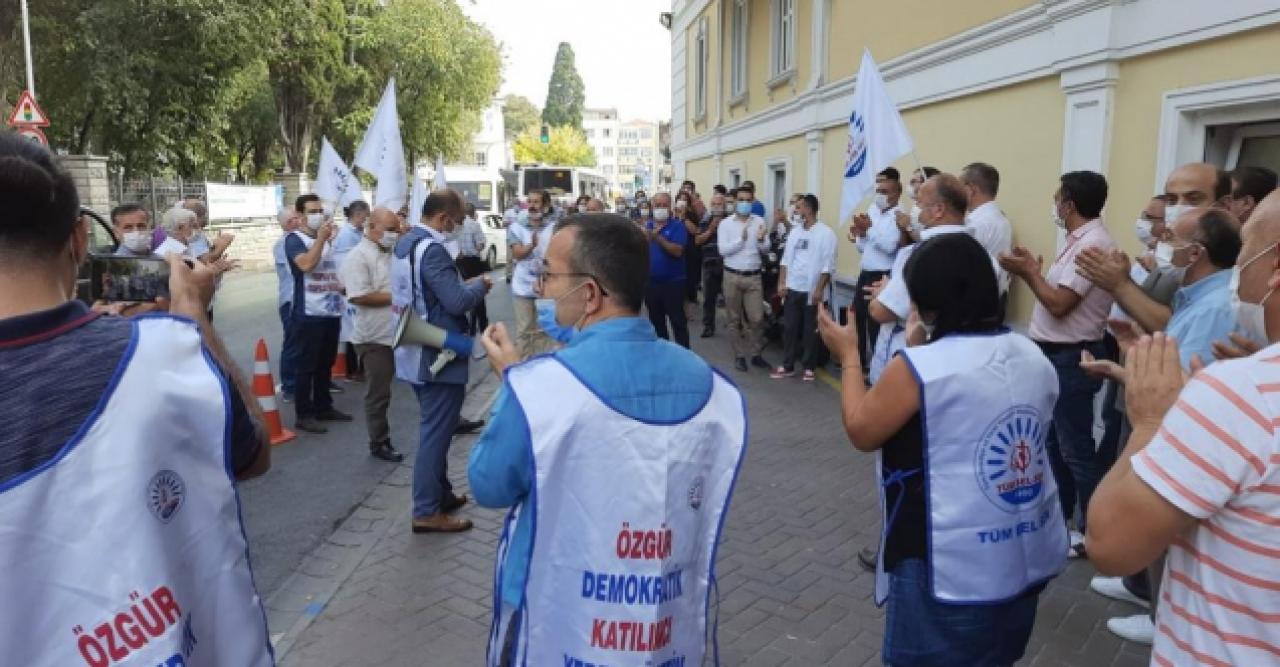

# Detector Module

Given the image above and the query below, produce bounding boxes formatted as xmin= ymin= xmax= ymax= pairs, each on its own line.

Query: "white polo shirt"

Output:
xmin=965 ymin=201 xmax=1013 ymax=293
xmin=717 ymin=214 xmax=769 ymax=272
xmin=854 ymin=203 xmax=902 ymax=272
xmin=781 ymin=220 xmax=837 ymax=293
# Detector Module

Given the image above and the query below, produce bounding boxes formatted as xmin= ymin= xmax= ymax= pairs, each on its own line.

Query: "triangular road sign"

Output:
xmin=7 ymin=90 xmax=50 ymax=127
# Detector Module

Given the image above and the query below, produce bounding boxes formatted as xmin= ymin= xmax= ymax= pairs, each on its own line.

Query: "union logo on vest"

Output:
xmin=147 ymin=470 xmax=186 ymax=523
xmin=974 ymin=406 xmax=1048 ymax=513
xmin=844 ymin=111 xmax=868 ymax=179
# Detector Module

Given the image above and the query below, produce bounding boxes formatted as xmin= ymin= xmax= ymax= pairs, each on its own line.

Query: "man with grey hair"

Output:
xmin=273 ymin=207 xmax=302 ymax=401
xmin=183 ymin=197 xmax=234 ymax=264
xmin=470 ymin=213 xmax=747 ymax=666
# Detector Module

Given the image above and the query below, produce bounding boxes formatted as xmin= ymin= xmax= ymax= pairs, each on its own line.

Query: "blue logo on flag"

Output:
xmin=974 ymin=406 xmax=1048 ymax=513
xmin=844 ymin=111 xmax=868 ymax=179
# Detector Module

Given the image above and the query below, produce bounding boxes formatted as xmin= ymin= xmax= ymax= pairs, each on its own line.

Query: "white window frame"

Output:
xmin=1226 ymin=121 xmax=1280 ymax=170
xmin=694 ymin=17 xmax=709 ymax=121
xmin=730 ymin=0 xmax=749 ymax=105
xmin=764 ymin=157 xmax=792 ymax=218
xmin=768 ymin=0 xmax=796 ymax=87
xmin=1155 ymin=75 xmax=1280 ymax=192
xmin=725 ymin=164 xmax=745 ymax=189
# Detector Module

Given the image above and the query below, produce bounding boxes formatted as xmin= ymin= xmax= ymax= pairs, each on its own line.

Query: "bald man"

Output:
xmin=1087 ymin=189 xmax=1280 ymax=666
xmin=339 ymin=207 xmax=404 ymax=462
xmin=1075 ymin=162 xmax=1232 ymax=335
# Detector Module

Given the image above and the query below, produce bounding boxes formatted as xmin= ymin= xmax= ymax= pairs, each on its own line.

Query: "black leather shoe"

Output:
xmin=316 ymin=408 xmax=353 ymax=422
xmin=734 ymin=357 xmax=748 ymax=372
xmin=455 ymin=418 xmax=484 ymax=435
xmin=295 ymin=418 xmax=328 ymax=434
xmin=370 ymin=443 xmax=404 ymax=462
xmin=750 ymin=355 xmax=770 ymax=369
xmin=701 ymin=328 xmax=715 ymax=338
xmin=858 ymin=545 xmax=878 ymax=572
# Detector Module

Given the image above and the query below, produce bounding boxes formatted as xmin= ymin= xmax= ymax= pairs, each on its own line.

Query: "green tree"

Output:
xmin=542 ymin=42 xmax=584 ymax=129
xmin=512 ymin=125 xmax=594 ymax=167
xmin=267 ymin=0 xmax=350 ymax=173
xmin=502 ymin=94 xmax=540 ymax=142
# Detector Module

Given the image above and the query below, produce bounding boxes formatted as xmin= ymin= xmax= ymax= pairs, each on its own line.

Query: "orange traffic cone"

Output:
xmin=330 ymin=344 xmax=348 ymax=380
xmin=253 ymin=339 xmax=296 ymax=446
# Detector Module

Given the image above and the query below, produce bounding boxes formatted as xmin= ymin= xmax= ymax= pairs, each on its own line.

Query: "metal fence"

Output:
xmin=108 ymin=173 xmax=210 ymax=220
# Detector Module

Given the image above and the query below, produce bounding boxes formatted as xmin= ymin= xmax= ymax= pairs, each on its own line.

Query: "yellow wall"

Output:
xmin=685 ymin=157 xmax=718 ymax=195
xmin=1107 ymin=26 xmax=1280 ymax=257
xmin=686 ymin=1 xmax=722 ymax=136
xmin=720 ymin=134 xmax=810 ymax=213
xmin=816 ymin=75 xmax=1064 ymax=322
xmin=827 ymin=0 xmax=1037 ymax=81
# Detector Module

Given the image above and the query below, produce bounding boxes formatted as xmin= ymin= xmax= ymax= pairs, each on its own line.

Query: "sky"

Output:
xmin=460 ymin=0 xmax=673 ymax=123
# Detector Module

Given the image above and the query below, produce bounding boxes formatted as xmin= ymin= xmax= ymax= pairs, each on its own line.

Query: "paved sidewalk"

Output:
xmin=273 ymin=320 xmax=1156 ymax=666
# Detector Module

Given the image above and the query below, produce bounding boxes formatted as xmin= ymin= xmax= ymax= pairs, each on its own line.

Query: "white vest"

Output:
xmin=889 ymin=332 xmax=1068 ymax=603
xmin=290 ymin=230 xmax=342 ymax=318
xmin=489 ymin=358 xmax=747 ymax=667
xmin=390 ymin=233 xmax=435 ymax=384
xmin=0 ymin=317 xmax=272 ymax=666
xmin=509 ymin=223 xmax=554 ymax=298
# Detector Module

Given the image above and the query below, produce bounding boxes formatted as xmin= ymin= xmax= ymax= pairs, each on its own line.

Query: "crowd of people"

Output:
xmin=6 ymin=119 xmax=1280 ymax=665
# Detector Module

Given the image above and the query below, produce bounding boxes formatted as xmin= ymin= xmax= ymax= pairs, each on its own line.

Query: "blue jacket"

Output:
xmin=393 ymin=226 xmax=486 ymax=385
xmin=467 ymin=316 xmax=715 ymax=608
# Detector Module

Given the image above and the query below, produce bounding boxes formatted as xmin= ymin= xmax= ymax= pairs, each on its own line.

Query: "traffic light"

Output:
xmin=540 ymin=124 xmax=549 ymax=144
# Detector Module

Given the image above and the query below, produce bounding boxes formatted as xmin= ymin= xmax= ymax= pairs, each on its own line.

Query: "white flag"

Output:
xmin=314 ymin=137 xmax=361 ymax=209
xmin=433 ymin=154 xmax=447 ymax=189
xmin=407 ymin=171 xmax=427 ymax=226
xmin=354 ymin=78 xmax=408 ymax=210
xmin=839 ymin=50 xmax=914 ymax=226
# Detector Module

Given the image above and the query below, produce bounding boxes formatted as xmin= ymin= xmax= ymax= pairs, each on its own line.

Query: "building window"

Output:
xmin=731 ymin=0 xmax=748 ymax=101
xmin=474 ymin=152 xmax=487 ymax=167
xmin=603 ymin=128 xmax=612 ymax=139
xmin=603 ymin=147 xmax=614 ymax=157
xmin=641 ymin=128 xmax=653 ymax=139
xmin=694 ymin=17 xmax=708 ymax=119
xmin=770 ymin=0 xmax=795 ymax=79
xmin=585 ymin=129 xmax=595 ymax=139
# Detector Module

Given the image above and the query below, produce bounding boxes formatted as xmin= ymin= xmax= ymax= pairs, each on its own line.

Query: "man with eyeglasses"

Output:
xmin=468 ymin=213 xmax=747 ymax=666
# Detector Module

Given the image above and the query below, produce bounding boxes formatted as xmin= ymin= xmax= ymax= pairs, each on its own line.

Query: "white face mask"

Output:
xmin=1165 ymin=204 xmax=1192 ymax=227
xmin=1135 ymin=219 xmax=1155 ymax=246
xmin=377 ymin=231 xmax=399 ymax=250
xmin=577 ymin=204 xmax=588 ymax=213
xmin=874 ymin=193 xmax=890 ymax=210
xmin=1231 ymin=246 xmax=1276 ymax=345
xmin=123 ymin=230 xmax=151 ymax=253
xmin=674 ymin=201 xmax=688 ymax=212
xmin=791 ymin=213 xmax=804 ymax=226
xmin=306 ymin=213 xmax=325 ymax=231
xmin=1155 ymin=241 xmax=1193 ymax=284
xmin=653 ymin=208 xmax=671 ymax=222
xmin=1050 ymin=203 xmax=1066 ymax=230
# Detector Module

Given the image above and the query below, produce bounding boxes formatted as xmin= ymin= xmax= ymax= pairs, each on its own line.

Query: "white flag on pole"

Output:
xmin=433 ymin=154 xmax=447 ymax=189
xmin=314 ymin=137 xmax=362 ymax=209
xmin=354 ymin=77 xmax=408 ymax=210
xmin=407 ymin=171 xmax=427 ymax=226
xmin=839 ymin=50 xmax=914 ymax=226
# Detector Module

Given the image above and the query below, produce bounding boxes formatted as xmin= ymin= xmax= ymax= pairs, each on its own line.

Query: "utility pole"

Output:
xmin=20 ymin=0 xmax=35 ymax=96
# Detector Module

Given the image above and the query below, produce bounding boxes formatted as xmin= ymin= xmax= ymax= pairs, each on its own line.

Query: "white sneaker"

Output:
xmin=1067 ymin=529 xmax=1085 ymax=558
xmin=1089 ymin=576 xmax=1150 ymax=608
xmin=1107 ymin=614 xmax=1155 ymax=645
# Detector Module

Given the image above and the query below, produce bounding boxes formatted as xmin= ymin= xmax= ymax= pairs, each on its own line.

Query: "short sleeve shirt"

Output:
xmin=1028 ymin=219 xmax=1117 ymax=343
xmin=1130 ymin=352 xmax=1280 ymax=666
xmin=339 ymin=238 xmax=395 ymax=346
xmin=647 ymin=219 xmax=689 ymax=284
xmin=780 ymin=221 xmax=838 ymax=293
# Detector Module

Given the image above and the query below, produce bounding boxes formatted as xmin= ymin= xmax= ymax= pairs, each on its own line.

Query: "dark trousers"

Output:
xmin=854 ymin=270 xmax=889 ymax=374
xmin=355 ymin=343 xmax=394 ymax=449
xmin=344 ymin=342 xmax=362 ymax=377
xmin=645 ymin=280 xmax=690 ymax=348
xmin=457 ymin=255 xmax=490 ymax=335
xmin=685 ymin=243 xmax=702 ymax=302
xmin=293 ymin=317 xmax=340 ymax=419
xmin=411 ymin=382 xmax=466 ymax=517
xmin=781 ymin=290 xmax=823 ymax=371
xmin=278 ymin=304 xmax=301 ymax=395
xmin=702 ymin=260 xmax=723 ymax=329
xmin=1040 ymin=342 xmax=1107 ymax=531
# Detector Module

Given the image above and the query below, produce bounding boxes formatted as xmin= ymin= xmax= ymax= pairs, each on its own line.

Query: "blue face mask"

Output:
xmin=534 ymin=281 xmax=590 ymax=344
xmin=735 ymin=201 xmax=752 ymax=216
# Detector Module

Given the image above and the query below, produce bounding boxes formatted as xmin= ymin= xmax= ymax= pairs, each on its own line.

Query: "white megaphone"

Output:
xmin=392 ymin=309 xmax=475 ymax=376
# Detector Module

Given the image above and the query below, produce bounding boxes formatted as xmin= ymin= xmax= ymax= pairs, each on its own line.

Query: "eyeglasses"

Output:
xmin=535 ymin=263 xmax=610 ymax=295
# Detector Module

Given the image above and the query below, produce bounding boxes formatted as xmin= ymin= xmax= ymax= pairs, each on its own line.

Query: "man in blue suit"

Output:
xmin=392 ymin=188 xmax=491 ymax=533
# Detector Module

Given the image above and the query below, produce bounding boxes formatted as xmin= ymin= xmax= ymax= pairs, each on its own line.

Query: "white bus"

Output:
xmin=517 ymin=165 xmax=609 ymax=206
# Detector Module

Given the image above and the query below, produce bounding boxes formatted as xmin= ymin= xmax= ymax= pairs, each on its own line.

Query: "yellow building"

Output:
xmin=669 ymin=0 xmax=1280 ymax=321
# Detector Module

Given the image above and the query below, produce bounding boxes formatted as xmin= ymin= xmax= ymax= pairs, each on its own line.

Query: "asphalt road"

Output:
xmin=215 ymin=267 xmax=514 ymax=596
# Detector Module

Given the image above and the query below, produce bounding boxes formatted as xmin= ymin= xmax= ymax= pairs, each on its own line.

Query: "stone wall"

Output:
xmin=212 ymin=219 xmax=283 ymax=271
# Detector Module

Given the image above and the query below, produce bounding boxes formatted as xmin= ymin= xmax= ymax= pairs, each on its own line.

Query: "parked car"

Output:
xmin=481 ymin=213 xmax=509 ymax=268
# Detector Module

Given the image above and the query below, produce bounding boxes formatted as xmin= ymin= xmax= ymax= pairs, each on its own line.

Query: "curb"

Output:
xmin=265 ymin=362 xmax=498 ymax=661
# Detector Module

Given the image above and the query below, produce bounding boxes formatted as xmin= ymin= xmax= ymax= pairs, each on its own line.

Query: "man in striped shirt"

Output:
xmin=1088 ymin=189 xmax=1280 ymax=665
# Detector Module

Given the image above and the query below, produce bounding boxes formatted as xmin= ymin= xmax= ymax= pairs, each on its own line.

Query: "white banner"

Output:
xmin=839 ymin=49 xmax=915 ymax=226
xmin=315 ymin=137 xmax=362 ymax=209
xmin=204 ymin=183 xmax=279 ymax=220
xmin=354 ymin=78 xmax=408 ymax=210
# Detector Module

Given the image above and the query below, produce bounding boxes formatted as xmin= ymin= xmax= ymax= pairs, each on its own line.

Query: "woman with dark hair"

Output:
xmin=817 ymin=232 xmax=1068 ymax=666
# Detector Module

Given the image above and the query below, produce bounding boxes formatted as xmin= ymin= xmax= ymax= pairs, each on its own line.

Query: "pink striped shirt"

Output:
xmin=1132 ymin=345 xmax=1280 ymax=666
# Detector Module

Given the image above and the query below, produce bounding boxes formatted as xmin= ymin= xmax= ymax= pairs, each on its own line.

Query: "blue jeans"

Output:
xmin=1042 ymin=343 xmax=1106 ymax=531
xmin=411 ymin=382 xmax=466 ymax=517
xmin=883 ymin=559 xmax=1039 ymax=666
xmin=278 ymin=304 xmax=300 ymax=395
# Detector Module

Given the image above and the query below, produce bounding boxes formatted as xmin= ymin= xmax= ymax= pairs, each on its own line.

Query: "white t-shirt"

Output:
xmin=339 ymin=237 xmax=396 ymax=346
xmin=780 ymin=221 xmax=837 ymax=293
xmin=965 ymin=201 xmax=1013 ymax=293
xmin=508 ymin=221 xmax=555 ymax=298
xmin=1130 ymin=351 xmax=1280 ymax=666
